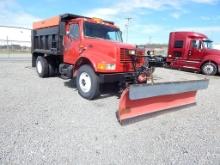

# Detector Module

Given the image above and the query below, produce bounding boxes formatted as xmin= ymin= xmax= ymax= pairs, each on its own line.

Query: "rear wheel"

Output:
xmin=48 ymin=58 xmax=57 ymax=77
xmin=76 ymin=65 xmax=100 ymax=100
xmin=36 ymin=56 xmax=49 ymax=78
xmin=201 ymin=62 xmax=217 ymax=75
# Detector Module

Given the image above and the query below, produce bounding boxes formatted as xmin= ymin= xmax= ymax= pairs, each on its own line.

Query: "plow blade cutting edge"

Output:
xmin=117 ymin=79 xmax=209 ymax=123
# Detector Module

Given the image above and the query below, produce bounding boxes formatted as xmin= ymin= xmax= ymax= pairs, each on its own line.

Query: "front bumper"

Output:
xmin=98 ymin=72 xmax=136 ymax=83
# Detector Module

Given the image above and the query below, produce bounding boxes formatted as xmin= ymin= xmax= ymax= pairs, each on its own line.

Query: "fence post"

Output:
xmin=6 ymin=36 xmax=9 ymax=58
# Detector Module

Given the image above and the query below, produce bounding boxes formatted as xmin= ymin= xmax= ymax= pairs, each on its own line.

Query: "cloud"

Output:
xmin=86 ymin=0 xmax=182 ymax=18
xmin=0 ymin=0 xmax=41 ymax=42
xmin=171 ymin=12 xmax=181 ymax=19
xmin=200 ymin=15 xmax=220 ymax=22
xmin=85 ymin=0 xmax=220 ymax=44
xmin=201 ymin=16 xmax=212 ymax=20
xmin=0 ymin=0 xmax=40 ymax=28
xmin=177 ymin=26 xmax=220 ymax=33
xmin=86 ymin=8 xmax=120 ymax=20
xmin=191 ymin=0 xmax=217 ymax=4
xmin=86 ymin=0 xmax=219 ymax=20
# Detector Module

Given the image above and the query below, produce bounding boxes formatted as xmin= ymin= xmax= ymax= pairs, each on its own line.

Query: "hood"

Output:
xmin=83 ymin=38 xmax=136 ymax=61
xmin=205 ymin=48 xmax=220 ymax=56
xmin=84 ymin=37 xmax=135 ymax=49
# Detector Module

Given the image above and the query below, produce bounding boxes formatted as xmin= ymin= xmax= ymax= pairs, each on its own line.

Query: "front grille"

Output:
xmin=120 ymin=48 xmax=132 ymax=63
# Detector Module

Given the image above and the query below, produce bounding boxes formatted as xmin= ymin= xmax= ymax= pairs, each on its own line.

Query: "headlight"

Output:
xmin=128 ymin=50 xmax=136 ymax=55
xmin=97 ymin=63 xmax=116 ymax=71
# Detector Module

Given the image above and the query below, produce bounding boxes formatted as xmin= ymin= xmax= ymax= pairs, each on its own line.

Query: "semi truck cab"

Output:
xmin=166 ymin=32 xmax=220 ymax=75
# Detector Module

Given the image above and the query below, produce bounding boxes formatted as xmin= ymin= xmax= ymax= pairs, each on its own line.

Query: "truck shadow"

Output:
xmin=63 ymin=78 xmax=121 ymax=99
xmin=64 ymin=78 xmax=77 ymax=88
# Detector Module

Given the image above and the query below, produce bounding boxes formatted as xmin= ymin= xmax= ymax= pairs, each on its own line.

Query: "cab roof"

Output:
xmin=171 ymin=31 xmax=208 ymax=39
xmin=33 ymin=13 xmax=114 ymax=29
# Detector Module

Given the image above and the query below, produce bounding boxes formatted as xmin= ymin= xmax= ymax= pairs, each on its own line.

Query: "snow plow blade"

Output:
xmin=117 ymin=79 xmax=209 ymax=123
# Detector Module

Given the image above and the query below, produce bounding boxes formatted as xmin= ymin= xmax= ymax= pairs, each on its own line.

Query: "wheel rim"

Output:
xmin=203 ymin=64 xmax=214 ymax=75
xmin=79 ymin=72 xmax=92 ymax=93
xmin=37 ymin=60 xmax=43 ymax=74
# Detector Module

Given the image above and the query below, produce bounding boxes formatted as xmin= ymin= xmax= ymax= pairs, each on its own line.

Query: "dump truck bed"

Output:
xmin=32 ymin=14 xmax=90 ymax=56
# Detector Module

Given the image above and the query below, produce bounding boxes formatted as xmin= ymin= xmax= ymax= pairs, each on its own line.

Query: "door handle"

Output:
xmin=188 ymin=50 xmax=192 ymax=56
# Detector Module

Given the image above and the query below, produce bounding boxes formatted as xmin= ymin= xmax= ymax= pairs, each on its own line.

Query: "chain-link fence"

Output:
xmin=0 ymin=39 xmax=31 ymax=58
xmin=0 ymin=26 xmax=31 ymax=60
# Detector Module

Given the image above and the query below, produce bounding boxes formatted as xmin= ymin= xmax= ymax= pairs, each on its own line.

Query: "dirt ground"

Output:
xmin=0 ymin=60 xmax=219 ymax=165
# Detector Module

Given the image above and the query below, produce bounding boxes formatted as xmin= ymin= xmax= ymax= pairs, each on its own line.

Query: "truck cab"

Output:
xmin=32 ymin=14 xmax=144 ymax=99
xmin=166 ymin=31 xmax=220 ymax=75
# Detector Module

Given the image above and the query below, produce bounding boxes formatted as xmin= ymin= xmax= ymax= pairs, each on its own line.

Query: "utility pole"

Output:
xmin=125 ymin=17 xmax=132 ymax=43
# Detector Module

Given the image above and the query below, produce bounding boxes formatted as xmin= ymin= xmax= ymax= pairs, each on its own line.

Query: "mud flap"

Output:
xmin=117 ymin=79 xmax=209 ymax=123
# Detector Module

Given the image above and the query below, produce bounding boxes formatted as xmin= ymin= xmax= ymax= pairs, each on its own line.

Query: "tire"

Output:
xmin=36 ymin=56 xmax=49 ymax=78
xmin=76 ymin=65 xmax=100 ymax=100
xmin=48 ymin=63 xmax=55 ymax=77
xmin=201 ymin=62 xmax=217 ymax=75
xmin=32 ymin=54 xmax=37 ymax=67
xmin=48 ymin=59 xmax=57 ymax=77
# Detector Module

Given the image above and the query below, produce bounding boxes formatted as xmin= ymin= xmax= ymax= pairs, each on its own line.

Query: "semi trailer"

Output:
xmin=32 ymin=13 xmax=209 ymax=123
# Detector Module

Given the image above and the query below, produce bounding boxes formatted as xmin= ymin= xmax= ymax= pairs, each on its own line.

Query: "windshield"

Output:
xmin=84 ymin=22 xmax=123 ymax=42
xmin=203 ymin=39 xmax=213 ymax=49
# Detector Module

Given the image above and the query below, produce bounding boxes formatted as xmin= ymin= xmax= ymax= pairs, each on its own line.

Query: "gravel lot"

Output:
xmin=0 ymin=60 xmax=219 ymax=165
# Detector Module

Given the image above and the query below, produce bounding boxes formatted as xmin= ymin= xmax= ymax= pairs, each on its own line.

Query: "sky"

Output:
xmin=0 ymin=0 xmax=220 ymax=45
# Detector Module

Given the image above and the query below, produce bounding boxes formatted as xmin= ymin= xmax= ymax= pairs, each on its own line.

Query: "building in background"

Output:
xmin=138 ymin=44 xmax=168 ymax=57
xmin=0 ymin=26 xmax=31 ymax=54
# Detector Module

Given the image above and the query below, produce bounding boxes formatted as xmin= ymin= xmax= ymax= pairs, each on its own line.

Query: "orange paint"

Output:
xmin=33 ymin=16 xmax=60 ymax=29
xmin=118 ymin=88 xmax=197 ymax=122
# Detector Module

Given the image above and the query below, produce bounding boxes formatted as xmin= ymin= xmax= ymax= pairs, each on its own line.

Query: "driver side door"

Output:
xmin=188 ymin=39 xmax=204 ymax=61
xmin=63 ymin=22 xmax=81 ymax=64
xmin=185 ymin=39 xmax=204 ymax=69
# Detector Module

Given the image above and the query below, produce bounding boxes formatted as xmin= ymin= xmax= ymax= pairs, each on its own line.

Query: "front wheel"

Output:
xmin=76 ymin=65 xmax=100 ymax=100
xmin=201 ymin=62 xmax=217 ymax=75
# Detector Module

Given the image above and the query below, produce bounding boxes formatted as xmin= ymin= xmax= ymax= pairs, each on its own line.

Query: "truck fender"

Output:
xmin=200 ymin=55 xmax=220 ymax=68
xmin=73 ymin=57 xmax=96 ymax=77
xmin=79 ymin=51 xmax=116 ymax=72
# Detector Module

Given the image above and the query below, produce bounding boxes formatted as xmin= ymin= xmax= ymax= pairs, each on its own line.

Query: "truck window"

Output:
xmin=174 ymin=40 xmax=184 ymax=48
xmin=203 ymin=40 xmax=213 ymax=49
xmin=84 ymin=22 xmax=122 ymax=42
xmin=191 ymin=40 xmax=202 ymax=49
xmin=69 ymin=24 xmax=79 ymax=39
xmin=107 ymin=31 xmax=121 ymax=41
